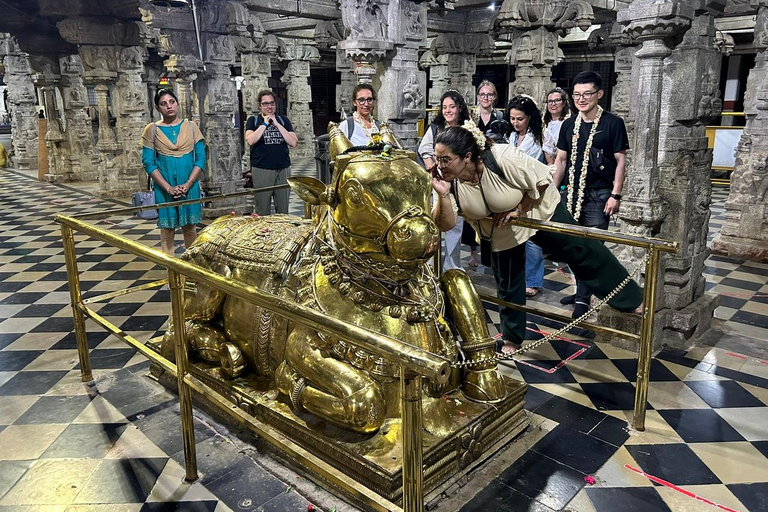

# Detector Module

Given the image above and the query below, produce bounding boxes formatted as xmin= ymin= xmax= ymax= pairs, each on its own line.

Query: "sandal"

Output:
xmin=525 ymin=287 xmax=540 ymax=297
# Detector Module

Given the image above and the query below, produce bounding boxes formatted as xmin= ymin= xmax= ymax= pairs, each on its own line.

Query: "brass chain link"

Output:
xmin=450 ymin=251 xmax=651 ymax=369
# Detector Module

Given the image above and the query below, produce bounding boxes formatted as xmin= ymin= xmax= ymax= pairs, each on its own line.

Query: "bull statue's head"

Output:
xmin=289 ymin=123 xmax=439 ymax=279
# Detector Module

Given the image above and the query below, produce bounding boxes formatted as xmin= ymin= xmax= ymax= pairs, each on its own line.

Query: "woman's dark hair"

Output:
xmin=351 ymin=83 xmax=376 ymax=102
xmin=504 ymin=95 xmax=543 ymax=147
xmin=257 ymin=89 xmax=276 ymax=104
xmin=433 ymin=90 xmax=472 ymax=130
xmin=434 ymin=126 xmax=488 ymax=162
xmin=154 ymin=88 xmax=178 ymax=107
xmin=543 ymin=87 xmax=571 ymax=125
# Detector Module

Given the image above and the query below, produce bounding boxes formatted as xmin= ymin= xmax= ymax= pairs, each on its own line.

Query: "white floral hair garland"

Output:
xmin=567 ymin=106 xmax=603 ymax=220
xmin=462 ymin=119 xmax=486 ymax=151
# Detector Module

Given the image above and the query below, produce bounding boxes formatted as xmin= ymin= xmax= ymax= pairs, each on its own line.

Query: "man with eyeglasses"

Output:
xmin=340 ymin=83 xmax=381 ymax=145
xmin=245 ymin=89 xmax=298 ymax=215
xmin=553 ymin=71 xmax=629 ymax=319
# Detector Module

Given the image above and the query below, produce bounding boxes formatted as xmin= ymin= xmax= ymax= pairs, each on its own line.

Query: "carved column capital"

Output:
xmin=617 ymin=0 xmax=694 ymax=48
xmin=495 ymin=0 xmax=594 ymax=34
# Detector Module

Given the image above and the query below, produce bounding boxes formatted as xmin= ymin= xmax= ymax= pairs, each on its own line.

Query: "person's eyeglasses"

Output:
xmin=546 ymin=98 xmax=564 ymax=105
xmin=261 ymin=101 xmax=276 ymax=106
xmin=572 ymin=91 xmax=598 ymax=101
xmin=356 ymin=97 xmax=375 ymax=104
xmin=478 ymin=93 xmax=495 ymax=98
xmin=436 ymin=155 xmax=459 ymax=167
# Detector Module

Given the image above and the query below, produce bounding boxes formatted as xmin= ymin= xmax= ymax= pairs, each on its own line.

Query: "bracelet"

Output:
xmin=610 ymin=193 xmax=622 ymax=201
xmin=440 ymin=193 xmax=450 ymax=199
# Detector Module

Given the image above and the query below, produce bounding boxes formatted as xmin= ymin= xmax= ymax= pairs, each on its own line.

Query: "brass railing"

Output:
xmin=59 ymin=185 xmax=677 ymax=511
xmin=473 ymin=216 xmax=678 ymax=431
xmin=58 ymin=187 xmax=450 ymax=512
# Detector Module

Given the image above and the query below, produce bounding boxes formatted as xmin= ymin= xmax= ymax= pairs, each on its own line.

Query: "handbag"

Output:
xmin=588 ymin=148 xmax=617 ymax=183
xmin=243 ymin=171 xmax=253 ymax=189
xmin=134 ymin=125 xmax=159 ymax=220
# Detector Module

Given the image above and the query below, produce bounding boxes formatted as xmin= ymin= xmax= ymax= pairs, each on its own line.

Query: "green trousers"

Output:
xmin=490 ymin=202 xmax=643 ymax=345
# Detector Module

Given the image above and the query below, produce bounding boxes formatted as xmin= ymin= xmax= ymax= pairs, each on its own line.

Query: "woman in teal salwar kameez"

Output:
xmin=141 ymin=88 xmax=206 ymax=257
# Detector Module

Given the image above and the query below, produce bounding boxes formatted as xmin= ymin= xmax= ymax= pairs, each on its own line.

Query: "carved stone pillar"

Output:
xmin=339 ymin=0 xmax=429 ymax=149
xmin=30 ymin=56 xmax=69 ymax=182
xmin=496 ymin=0 xmax=594 ymax=102
xmin=335 ymin=49 xmax=357 ymax=118
xmin=59 ymin=54 xmax=98 ymax=181
xmin=606 ymin=0 xmax=726 ymax=349
xmin=431 ymin=34 xmax=495 ymax=106
xmin=114 ymin=46 xmax=150 ymax=195
xmin=714 ymin=0 xmax=768 ymax=261
xmin=0 ymin=35 xmax=38 ymax=170
xmin=419 ymin=50 xmax=449 ymax=126
xmin=280 ymin=45 xmax=320 ymax=158
xmin=202 ymin=34 xmax=242 ymax=215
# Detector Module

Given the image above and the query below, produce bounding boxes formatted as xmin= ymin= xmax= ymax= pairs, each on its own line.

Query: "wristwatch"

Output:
xmin=610 ymin=193 xmax=622 ymax=201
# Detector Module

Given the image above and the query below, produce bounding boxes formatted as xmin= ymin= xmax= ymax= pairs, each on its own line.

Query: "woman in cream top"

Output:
xmin=431 ymin=124 xmax=642 ymax=354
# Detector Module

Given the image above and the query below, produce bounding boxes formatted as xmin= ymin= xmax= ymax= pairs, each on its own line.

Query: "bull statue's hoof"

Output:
xmin=462 ymin=367 xmax=506 ymax=403
xmin=220 ymin=342 xmax=245 ymax=378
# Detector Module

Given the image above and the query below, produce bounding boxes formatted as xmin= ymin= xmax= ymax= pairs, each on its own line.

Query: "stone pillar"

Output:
xmin=338 ymin=0 xmax=429 ymax=150
xmin=606 ymin=0 xmax=726 ymax=349
xmin=30 ymin=55 xmax=70 ymax=183
xmin=201 ymin=34 xmax=242 ymax=215
xmin=0 ymin=35 xmax=38 ymax=170
xmin=714 ymin=0 xmax=768 ymax=261
xmin=431 ymin=34 xmax=495 ymax=107
xmin=241 ymin=52 xmax=272 ymax=114
xmin=496 ymin=0 xmax=594 ymax=102
xmin=59 ymin=54 xmax=98 ymax=181
xmin=419 ymin=50 xmax=449 ymax=126
xmin=80 ymin=45 xmax=121 ymax=195
xmin=336 ymin=49 xmax=357 ymax=118
xmin=114 ymin=46 xmax=150 ymax=195
xmin=280 ymin=45 xmax=320 ymax=158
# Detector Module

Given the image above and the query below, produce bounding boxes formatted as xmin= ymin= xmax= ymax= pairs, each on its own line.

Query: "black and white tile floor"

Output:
xmin=1 ymin=166 xmax=767 ymax=512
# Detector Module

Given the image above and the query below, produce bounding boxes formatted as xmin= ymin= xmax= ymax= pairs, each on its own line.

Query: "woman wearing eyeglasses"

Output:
xmin=429 ymin=123 xmax=642 ymax=354
xmin=244 ymin=89 xmax=298 ymax=215
xmin=418 ymin=90 xmax=472 ymax=271
xmin=141 ymin=88 xmax=206 ymax=257
xmin=504 ymin=95 xmax=547 ymax=297
xmin=475 ymin=80 xmax=503 ymax=133
xmin=542 ymin=87 xmax=571 ymax=165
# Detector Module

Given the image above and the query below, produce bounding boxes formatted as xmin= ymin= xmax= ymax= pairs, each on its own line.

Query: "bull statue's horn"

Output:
xmin=328 ymin=122 xmax=353 ymax=161
xmin=378 ymin=122 xmax=400 ymax=149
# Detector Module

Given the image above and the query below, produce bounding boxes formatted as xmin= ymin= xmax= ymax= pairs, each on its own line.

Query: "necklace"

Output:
xmin=567 ymin=106 xmax=603 ymax=220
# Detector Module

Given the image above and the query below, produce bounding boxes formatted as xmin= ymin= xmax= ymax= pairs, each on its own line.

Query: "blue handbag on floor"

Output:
xmin=133 ymin=172 xmax=158 ymax=220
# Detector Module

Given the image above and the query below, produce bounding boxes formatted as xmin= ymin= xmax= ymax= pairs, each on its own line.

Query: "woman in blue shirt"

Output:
xmin=141 ymin=88 xmax=206 ymax=257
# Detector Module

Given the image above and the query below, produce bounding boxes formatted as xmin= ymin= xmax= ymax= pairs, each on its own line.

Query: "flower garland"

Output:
xmin=353 ymin=111 xmax=377 ymax=139
xmin=462 ymin=119 xmax=486 ymax=151
xmin=567 ymin=106 xmax=603 ymax=220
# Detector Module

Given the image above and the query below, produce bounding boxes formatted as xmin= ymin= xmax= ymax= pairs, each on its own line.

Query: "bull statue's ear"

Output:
xmin=288 ymin=177 xmax=333 ymax=205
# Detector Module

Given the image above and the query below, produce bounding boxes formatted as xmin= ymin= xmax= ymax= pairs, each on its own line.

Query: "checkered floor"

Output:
xmin=1 ymin=166 xmax=767 ymax=512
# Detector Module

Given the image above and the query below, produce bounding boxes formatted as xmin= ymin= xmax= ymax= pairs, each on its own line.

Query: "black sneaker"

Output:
xmin=560 ymin=294 xmax=576 ymax=305
xmin=572 ymin=301 xmax=589 ymax=319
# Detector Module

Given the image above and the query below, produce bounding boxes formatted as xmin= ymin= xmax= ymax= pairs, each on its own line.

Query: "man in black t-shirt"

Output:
xmin=554 ymin=71 xmax=630 ymax=319
xmin=245 ymin=89 xmax=298 ymax=215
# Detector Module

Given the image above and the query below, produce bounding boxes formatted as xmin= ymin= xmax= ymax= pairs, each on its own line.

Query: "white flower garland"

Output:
xmin=567 ymin=106 xmax=603 ymax=220
xmin=353 ymin=111 xmax=377 ymax=139
xmin=462 ymin=119 xmax=486 ymax=151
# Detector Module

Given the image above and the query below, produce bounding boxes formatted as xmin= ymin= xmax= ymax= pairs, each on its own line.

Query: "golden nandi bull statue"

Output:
xmin=161 ymin=123 xmax=508 ymax=435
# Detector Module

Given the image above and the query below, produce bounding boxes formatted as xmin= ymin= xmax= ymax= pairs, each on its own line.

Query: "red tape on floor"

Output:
xmin=498 ymin=327 xmax=590 ymax=374
xmin=623 ymin=464 xmax=741 ymax=512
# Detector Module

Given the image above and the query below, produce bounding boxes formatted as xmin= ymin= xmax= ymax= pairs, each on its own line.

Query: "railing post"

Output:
xmin=633 ymin=248 xmax=661 ymax=431
xmin=401 ymin=372 xmax=423 ymax=512
xmin=60 ymin=224 xmax=93 ymax=382
xmin=168 ymin=269 xmax=198 ymax=481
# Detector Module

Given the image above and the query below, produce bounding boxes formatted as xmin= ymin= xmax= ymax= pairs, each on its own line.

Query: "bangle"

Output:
xmin=262 ymin=122 xmax=269 ymax=127
xmin=610 ymin=193 xmax=622 ymax=201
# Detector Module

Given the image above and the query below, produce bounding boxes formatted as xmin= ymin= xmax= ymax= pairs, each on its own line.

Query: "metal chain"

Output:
xmin=450 ymin=251 xmax=651 ymax=369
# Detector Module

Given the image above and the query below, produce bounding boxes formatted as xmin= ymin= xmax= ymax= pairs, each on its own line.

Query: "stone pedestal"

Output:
xmin=714 ymin=1 xmax=768 ymax=262
xmin=281 ymin=45 xmax=320 ymax=158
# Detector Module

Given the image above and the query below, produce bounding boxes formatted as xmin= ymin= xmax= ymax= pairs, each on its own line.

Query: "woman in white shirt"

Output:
xmin=505 ymin=95 xmax=547 ymax=298
xmin=542 ymin=87 xmax=571 ymax=165
xmin=418 ymin=90 xmax=472 ymax=272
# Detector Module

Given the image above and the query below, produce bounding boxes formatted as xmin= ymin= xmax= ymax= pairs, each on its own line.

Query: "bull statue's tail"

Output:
xmin=441 ymin=270 xmax=506 ymax=403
